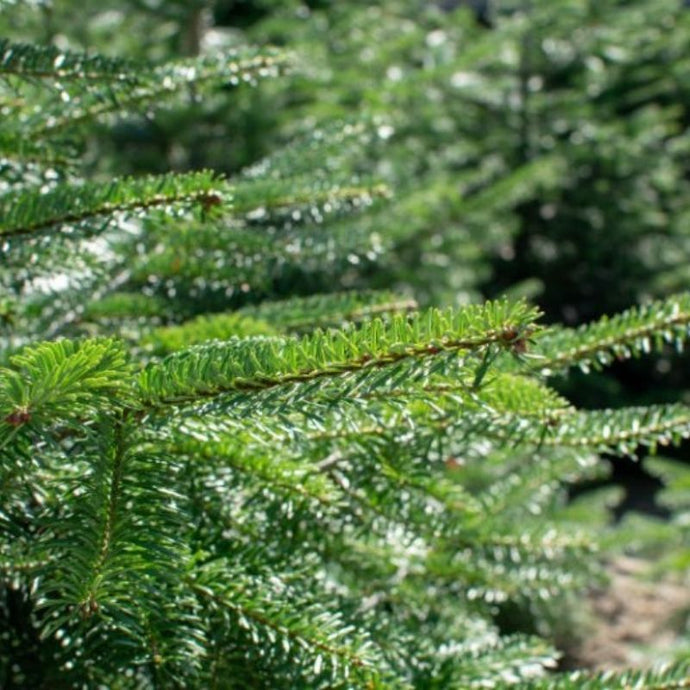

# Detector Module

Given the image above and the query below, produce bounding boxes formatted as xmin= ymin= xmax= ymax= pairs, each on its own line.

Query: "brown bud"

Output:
xmin=500 ymin=327 xmax=529 ymax=354
xmin=79 ymin=596 xmax=99 ymax=620
xmin=200 ymin=192 xmax=224 ymax=212
xmin=5 ymin=408 xmax=31 ymax=427
xmin=511 ymin=338 xmax=528 ymax=355
xmin=500 ymin=327 xmax=519 ymax=342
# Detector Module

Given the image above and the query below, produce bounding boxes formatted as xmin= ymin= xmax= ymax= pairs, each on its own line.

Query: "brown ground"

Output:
xmin=568 ymin=556 xmax=690 ymax=670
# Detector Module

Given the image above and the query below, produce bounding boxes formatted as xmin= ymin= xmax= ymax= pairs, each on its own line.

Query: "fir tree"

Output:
xmin=1 ymin=3 xmax=690 ymax=689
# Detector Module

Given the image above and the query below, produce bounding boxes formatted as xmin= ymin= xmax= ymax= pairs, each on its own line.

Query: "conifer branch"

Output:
xmin=137 ymin=301 xmax=540 ymax=409
xmin=33 ymin=49 xmax=291 ymax=135
xmin=197 ymin=588 xmax=369 ymax=669
xmin=297 ymin=399 xmax=690 ymax=461
xmin=0 ymin=338 xmax=132 ymax=426
xmin=0 ymin=555 xmax=50 ymax=576
xmin=80 ymin=418 xmax=127 ymax=619
xmin=169 ymin=434 xmax=341 ymax=510
xmin=0 ymin=130 xmax=75 ymax=166
xmin=232 ymin=178 xmax=391 ymax=218
xmin=543 ymin=404 xmax=690 ymax=454
xmin=191 ymin=566 xmax=383 ymax=684
xmin=0 ymin=39 xmax=138 ymax=82
xmin=534 ymin=293 xmax=690 ymax=374
xmin=170 ymin=418 xmax=480 ymax=538
xmin=0 ymin=172 xmax=227 ymax=240
xmin=524 ymin=662 xmax=690 ymax=689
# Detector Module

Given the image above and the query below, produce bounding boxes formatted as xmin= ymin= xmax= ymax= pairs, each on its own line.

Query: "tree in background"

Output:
xmin=18 ymin=0 xmax=690 ymax=318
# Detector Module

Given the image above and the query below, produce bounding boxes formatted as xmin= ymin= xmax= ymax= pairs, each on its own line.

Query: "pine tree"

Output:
xmin=1 ymin=4 xmax=690 ymax=690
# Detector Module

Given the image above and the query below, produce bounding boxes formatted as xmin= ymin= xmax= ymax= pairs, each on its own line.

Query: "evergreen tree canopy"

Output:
xmin=1 ymin=1 xmax=690 ymax=688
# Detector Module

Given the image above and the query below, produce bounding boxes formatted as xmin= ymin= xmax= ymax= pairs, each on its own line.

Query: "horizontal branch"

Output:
xmin=524 ymin=662 xmax=690 ymax=690
xmin=190 ymin=567 xmax=380 ymax=681
xmin=534 ymin=292 xmax=690 ymax=375
xmin=0 ymin=38 xmax=137 ymax=82
xmin=35 ymin=49 xmax=291 ymax=135
xmin=137 ymin=301 xmax=540 ymax=409
xmin=0 ymin=171 xmax=227 ymax=240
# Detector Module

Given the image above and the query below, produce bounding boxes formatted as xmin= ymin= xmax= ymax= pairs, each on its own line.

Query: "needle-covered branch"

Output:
xmin=534 ymin=292 xmax=690 ymax=375
xmin=0 ymin=171 xmax=228 ymax=240
xmin=31 ymin=48 xmax=291 ymax=135
xmin=137 ymin=300 xmax=540 ymax=408
xmin=0 ymin=38 xmax=138 ymax=82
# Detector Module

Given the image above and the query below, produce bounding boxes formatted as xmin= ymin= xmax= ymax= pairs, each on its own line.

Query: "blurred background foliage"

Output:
xmin=8 ymin=1 xmax=690 ymax=314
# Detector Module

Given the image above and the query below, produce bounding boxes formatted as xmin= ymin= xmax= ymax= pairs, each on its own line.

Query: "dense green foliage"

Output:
xmin=1 ymin=1 xmax=690 ymax=688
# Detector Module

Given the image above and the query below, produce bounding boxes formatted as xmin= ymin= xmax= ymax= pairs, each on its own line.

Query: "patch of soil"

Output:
xmin=567 ymin=556 xmax=690 ymax=670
